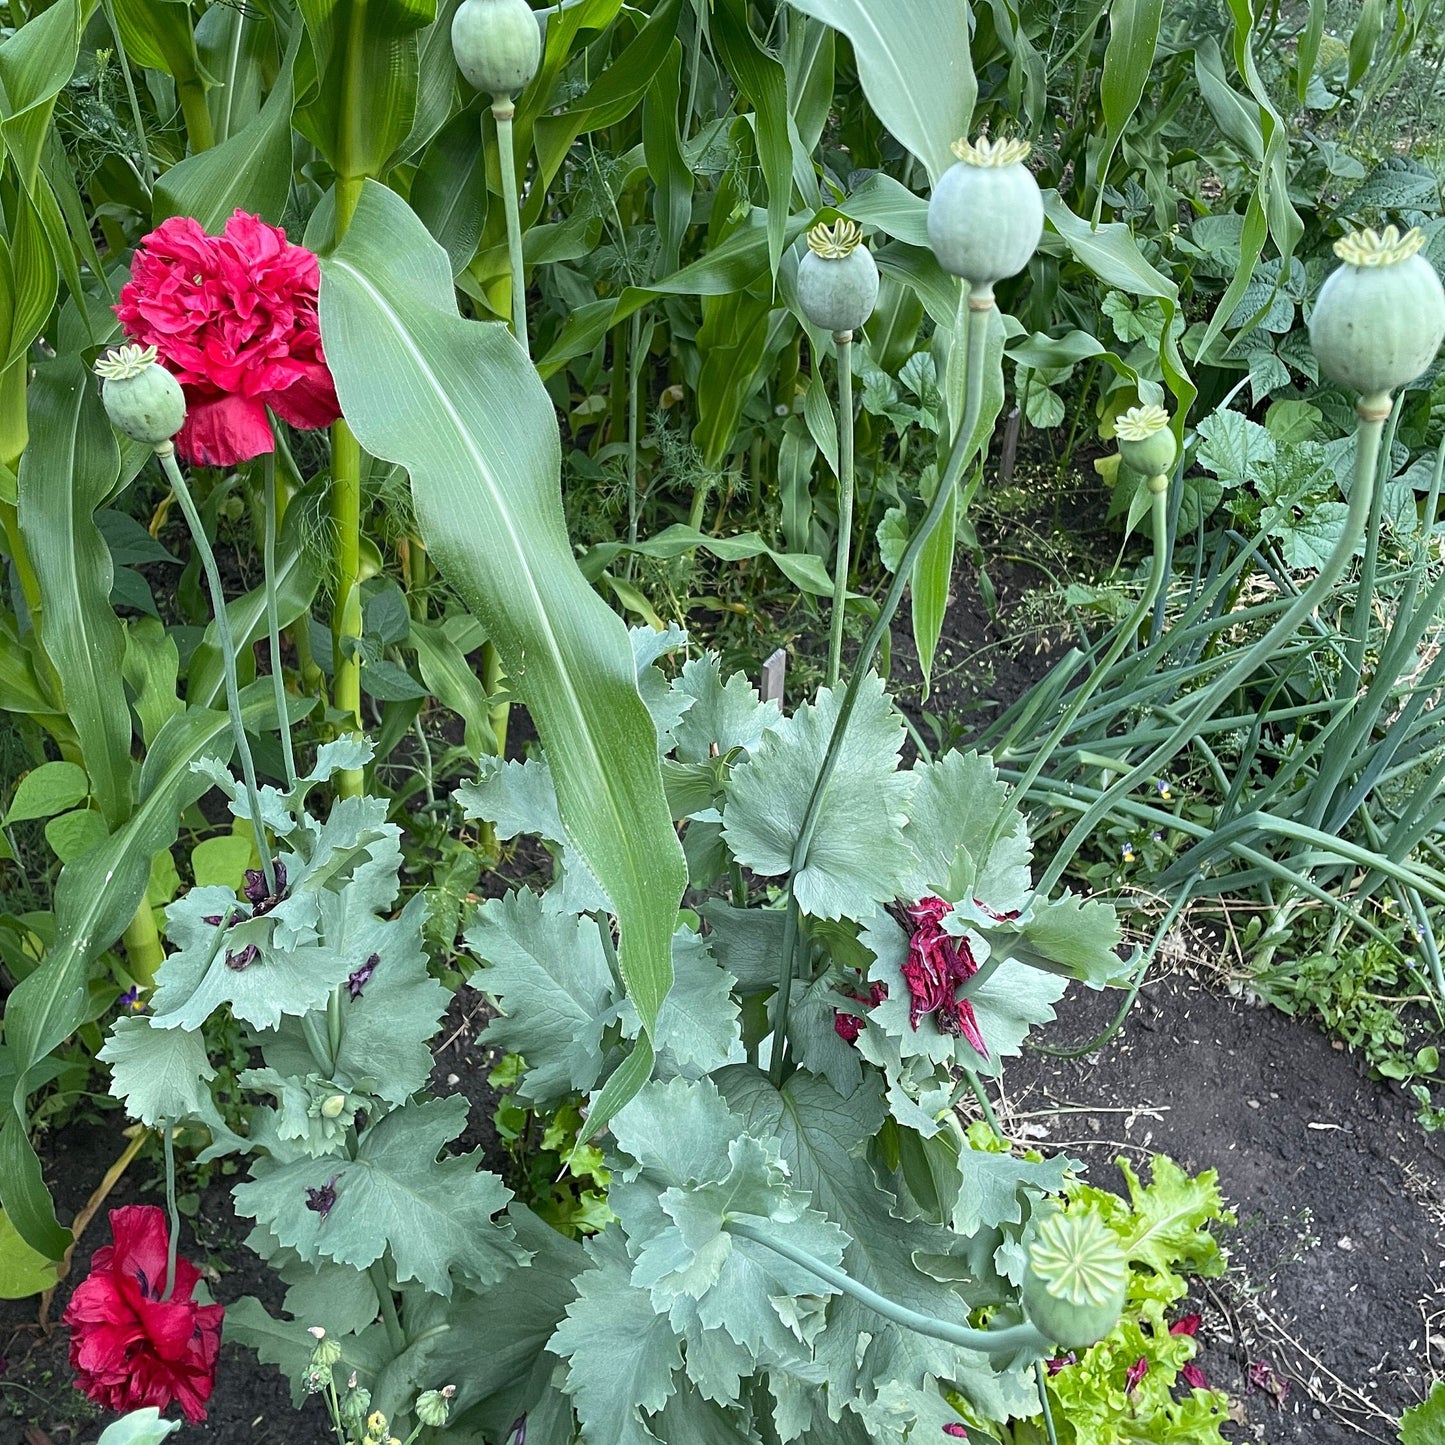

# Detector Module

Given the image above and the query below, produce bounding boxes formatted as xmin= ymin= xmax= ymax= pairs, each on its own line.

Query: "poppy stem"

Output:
xmin=1035 ymin=1360 xmax=1061 ymax=1445
xmin=826 ymin=331 xmax=855 ymax=689
xmin=262 ymin=445 xmax=298 ymax=790
xmin=492 ymin=101 xmax=530 ymax=360
xmin=159 ymin=446 xmax=277 ymax=896
xmin=161 ymin=1123 xmax=180 ymax=1303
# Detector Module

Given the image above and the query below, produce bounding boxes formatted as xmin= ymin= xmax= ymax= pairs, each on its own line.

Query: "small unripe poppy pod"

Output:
xmin=451 ymin=0 xmax=541 ymax=102
xmin=927 ymin=136 xmax=1044 ymax=299
xmin=1309 ymin=225 xmax=1445 ymax=399
xmin=796 ymin=219 xmax=879 ymax=337
xmin=94 ymin=344 xmax=186 ymax=447
xmin=1115 ymin=403 xmax=1177 ymax=482
xmin=1021 ymin=1208 xmax=1128 ymax=1351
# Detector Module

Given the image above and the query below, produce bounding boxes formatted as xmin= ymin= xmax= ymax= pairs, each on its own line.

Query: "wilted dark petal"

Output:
xmin=201 ymin=915 xmax=223 ymax=927
xmin=242 ymin=868 xmax=268 ymax=905
xmin=347 ymin=953 xmax=379 ymax=1001
xmin=1170 ymin=1313 xmax=1201 ymax=1337
xmin=1246 ymin=1360 xmax=1288 ymax=1403
xmin=951 ymin=998 xmax=990 ymax=1060
xmin=973 ymin=900 xmax=1020 ymax=921
xmin=942 ymin=1428 xmax=968 ymax=1439
xmin=225 ymin=944 xmax=258 ymax=972
xmin=834 ymin=1011 xmax=863 ymax=1044
xmin=1180 ymin=1363 xmax=1209 ymax=1391
xmin=1046 ymin=1353 xmax=1076 ymax=1375
xmin=304 ymin=1176 xmax=339 ymax=1220
xmin=1125 ymin=1357 xmax=1148 ymax=1395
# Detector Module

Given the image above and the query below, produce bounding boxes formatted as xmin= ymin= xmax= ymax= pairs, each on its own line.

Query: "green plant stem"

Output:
xmin=160 ymin=446 xmax=276 ymax=896
xmin=369 ymin=1259 xmax=407 ymax=1354
xmin=100 ymin=0 xmax=153 ymax=189
xmin=1035 ymin=1361 xmax=1061 ymax=1445
xmin=493 ymin=102 xmax=530 ymax=359
xmin=961 ymin=1067 xmax=1004 ymax=1140
xmin=826 ymin=332 xmax=855 ymax=688
xmin=161 ymin=1123 xmax=180 ymax=1302
xmin=988 ymin=473 xmax=1170 ymax=859
xmin=726 ymin=1219 xmax=1050 ymax=1359
xmin=625 ymin=309 xmax=644 ymax=573
xmin=1035 ymin=393 xmax=1390 ymax=897
xmin=176 ymin=77 xmax=215 ymax=154
xmin=263 ymin=449 xmax=297 ymax=790
xmin=121 ymin=897 xmax=165 ymax=990
xmin=768 ymin=299 xmax=994 ymax=1087
xmin=330 ymin=419 xmax=366 ymax=798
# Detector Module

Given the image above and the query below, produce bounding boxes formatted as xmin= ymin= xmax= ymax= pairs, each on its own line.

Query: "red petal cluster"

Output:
xmin=116 ymin=211 xmax=341 ymax=467
xmin=833 ymin=982 xmax=888 ymax=1044
xmin=63 ymin=1205 xmax=223 ymax=1423
xmin=901 ymin=897 xmax=989 ymax=1057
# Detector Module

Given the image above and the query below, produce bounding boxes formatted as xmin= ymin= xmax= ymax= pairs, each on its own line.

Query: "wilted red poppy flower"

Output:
xmin=900 ymin=896 xmax=989 ymax=1057
xmin=116 ymin=211 xmax=340 ymax=467
xmin=63 ymin=1205 xmax=223 ymax=1423
xmin=1125 ymin=1356 xmax=1148 ymax=1395
xmin=833 ymin=981 xmax=888 ymax=1043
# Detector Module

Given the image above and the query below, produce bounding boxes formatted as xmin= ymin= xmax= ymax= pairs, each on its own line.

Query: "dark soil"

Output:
xmin=1005 ymin=961 xmax=1445 ymax=1444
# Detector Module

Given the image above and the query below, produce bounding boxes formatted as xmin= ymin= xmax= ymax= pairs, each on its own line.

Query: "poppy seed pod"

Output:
xmin=94 ymin=344 xmax=186 ymax=448
xmin=1021 ymin=1208 xmax=1128 ymax=1350
xmin=797 ymin=219 xmax=879 ymax=337
xmin=1308 ymin=226 xmax=1445 ymax=400
xmin=1115 ymin=403 xmax=1177 ymax=482
xmin=451 ymin=0 xmax=541 ymax=102
xmin=927 ymin=136 xmax=1044 ymax=298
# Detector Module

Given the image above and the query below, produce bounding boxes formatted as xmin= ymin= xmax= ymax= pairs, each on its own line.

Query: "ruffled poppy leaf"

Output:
xmin=990 ymin=890 xmax=1129 ymax=989
xmin=723 ymin=672 xmax=917 ymax=921
xmin=234 ymin=1094 xmax=524 ymax=1297
xmin=463 ymin=889 xmax=615 ymax=1107
xmin=550 ymin=1227 xmax=682 ymax=1445
xmin=669 ymin=653 xmax=782 ymax=766
xmin=320 ymin=182 xmax=686 ymax=1138
xmin=98 ymin=1016 xmax=224 ymax=1130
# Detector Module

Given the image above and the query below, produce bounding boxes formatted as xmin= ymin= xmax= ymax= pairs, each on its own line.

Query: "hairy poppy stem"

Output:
xmin=492 ymin=101 xmax=530 ymax=360
xmin=159 ymin=447 xmax=276 ymax=897
xmin=161 ymin=1123 xmax=180 ymax=1302
xmin=726 ymin=1219 xmax=1051 ymax=1360
xmin=262 ymin=446 xmax=298 ymax=790
xmin=826 ymin=332 xmax=855 ymax=688
xmin=768 ymin=299 xmax=994 ymax=1088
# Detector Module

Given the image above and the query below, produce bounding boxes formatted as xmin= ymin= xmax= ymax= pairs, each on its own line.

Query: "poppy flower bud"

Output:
xmin=416 ymin=1386 xmax=455 ymax=1427
xmin=320 ymin=1093 xmax=348 ymax=1120
xmin=94 ymin=345 xmax=186 ymax=448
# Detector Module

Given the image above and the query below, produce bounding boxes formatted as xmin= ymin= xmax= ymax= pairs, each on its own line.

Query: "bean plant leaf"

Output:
xmin=321 ymin=183 xmax=686 ymax=1116
xmin=98 ymin=1017 xmax=224 ymax=1130
xmin=723 ymin=673 xmax=916 ymax=920
xmin=465 ymin=889 xmax=614 ymax=1105
xmin=233 ymin=1094 xmax=525 ymax=1297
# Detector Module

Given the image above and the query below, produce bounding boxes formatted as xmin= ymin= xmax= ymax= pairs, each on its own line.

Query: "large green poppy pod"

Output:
xmin=1021 ymin=1209 xmax=1129 ymax=1351
xmin=94 ymin=344 xmax=186 ymax=448
xmin=1309 ymin=225 xmax=1445 ymax=401
xmin=1115 ymin=403 xmax=1177 ymax=483
xmin=796 ymin=219 xmax=880 ymax=337
xmin=927 ymin=136 xmax=1044 ymax=300
xmin=451 ymin=0 xmax=541 ymax=103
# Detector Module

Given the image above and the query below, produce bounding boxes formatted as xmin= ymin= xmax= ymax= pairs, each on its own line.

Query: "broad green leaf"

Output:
xmin=17 ymin=355 xmax=132 ymax=829
xmin=44 ymin=809 xmax=110 ymax=863
xmin=582 ymin=522 xmax=833 ymax=597
xmin=95 ymin=1409 xmax=181 ymax=1445
xmin=155 ymin=24 xmax=300 ymax=229
xmin=0 ymin=694 xmax=254 ymax=1256
xmin=620 ymin=928 xmax=745 ymax=1078
xmin=1094 ymin=0 xmax=1163 ymax=215
xmin=1192 ymin=36 xmax=1263 ymax=164
xmin=723 ymin=673 xmax=916 ymax=920
xmin=320 ymin=184 xmax=686 ymax=1081
xmin=98 ymin=1016 xmax=223 ymax=1129
xmin=4 ymin=761 xmax=88 ymax=826
xmin=234 ymin=1094 xmax=523 ymax=1297
xmin=670 ymin=655 xmax=781 ymax=765
xmin=1400 ymin=1380 xmax=1445 ymax=1445
xmin=994 ymin=892 xmax=1126 ymax=989
xmin=781 ymin=0 xmax=971 ymax=184
xmin=0 ymin=1207 xmax=58 ymax=1298
xmin=552 ymin=1228 xmax=681 ymax=1445
xmin=0 ymin=0 xmax=84 ymax=190
xmin=464 ymin=889 xmax=615 ymax=1105
xmin=410 ymin=106 xmax=488 ymax=277
xmin=642 ymin=39 xmax=691 ymax=272
xmin=951 ymin=1141 xmax=1072 ymax=1237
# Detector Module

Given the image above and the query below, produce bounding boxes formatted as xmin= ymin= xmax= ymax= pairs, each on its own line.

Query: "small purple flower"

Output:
xmin=347 ymin=953 xmax=379 ymax=1000
xmin=1125 ymin=1357 xmax=1148 ymax=1395
xmin=117 ymin=986 xmax=143 ymax=1013
xmin=225 ymin=943 xmax=259 ymax=972
xmin=305 ymin=1175 xmax=339 ymax=1220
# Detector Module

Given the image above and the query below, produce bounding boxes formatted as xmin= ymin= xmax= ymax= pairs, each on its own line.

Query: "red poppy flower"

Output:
xmin=833 ymin=982 xmax=887 ymax=1044
xmin=116 ymin=210 xmax=341 ymax=467
xmin=63 ymin=1205 xmax=223 ymax=1423
xmin=900 ymin=897 xmax=989 ymax=1057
